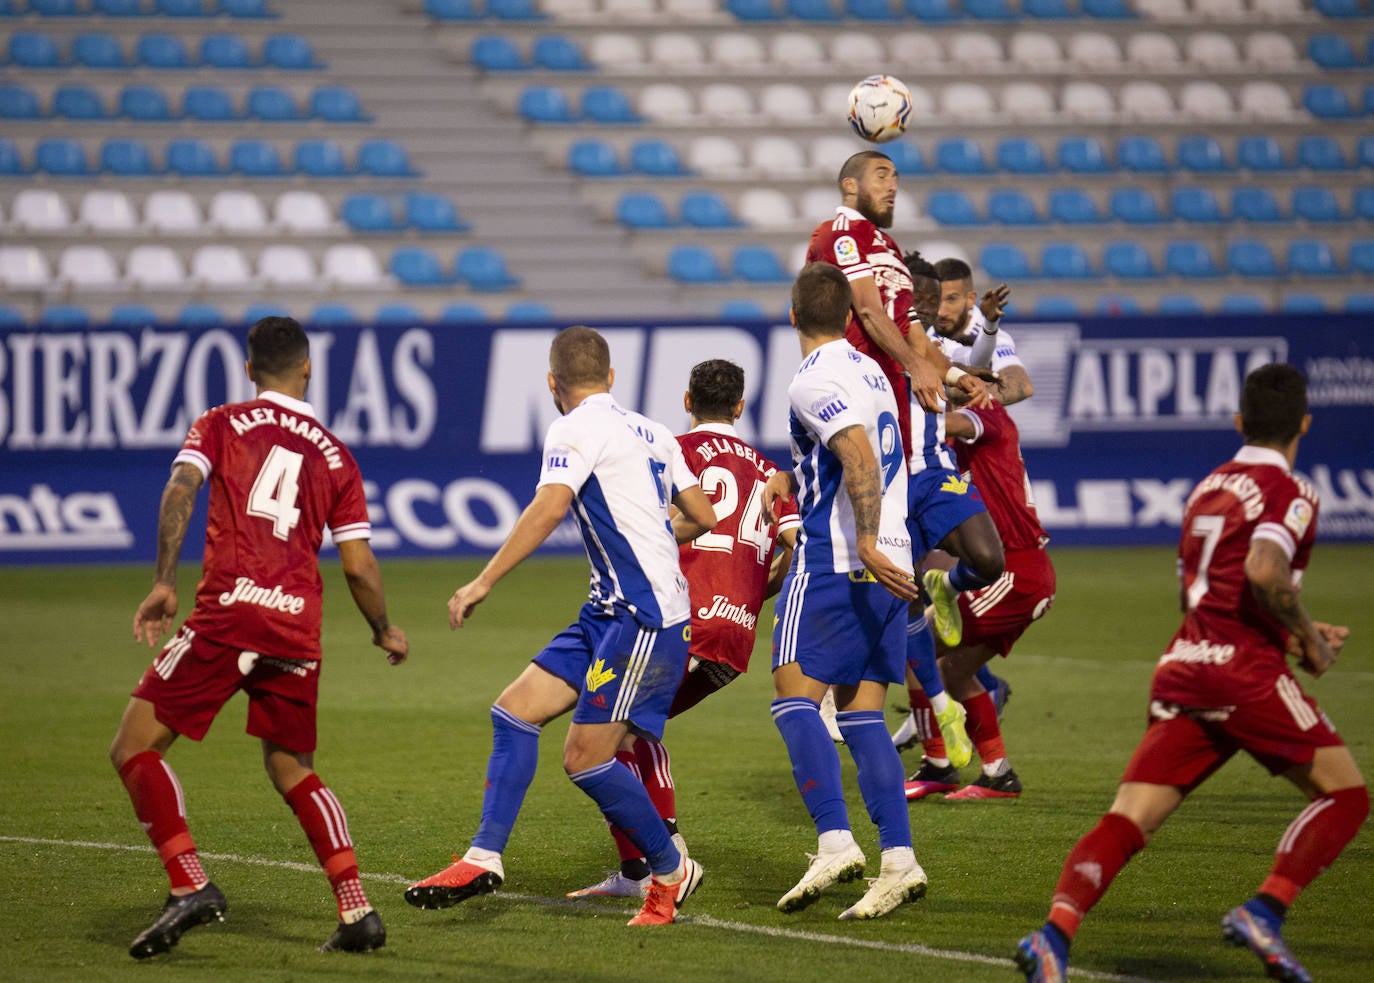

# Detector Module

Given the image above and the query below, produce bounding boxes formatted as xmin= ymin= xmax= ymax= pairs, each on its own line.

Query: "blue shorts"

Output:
xmin=906 ymin=467 xmax=988 ymax=557
xmin=535 ymin=603 xmax=691 ymax=742
xmin=771 ymin=571 xmax=907 ymax=686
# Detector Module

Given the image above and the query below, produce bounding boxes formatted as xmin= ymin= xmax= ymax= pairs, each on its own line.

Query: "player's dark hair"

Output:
xmin=934 ymin=257 xmax=973 ymax=284
xmin=902 ymin=250 xmax=940 ymax=284
xmin=1239 ymin=363 xmax=1308 ymax=445
xmin=838 ymin=151 xmax=892 ymax=190
xmin=549 ymin=324 xmax=611 ymax=388
xmin=792 ymin=262 xmax=852 ymax=336
xmin=247 ymin=316 xmax=308 ymax=379
xmin=688 ymin=359 xmax=745 ymax=420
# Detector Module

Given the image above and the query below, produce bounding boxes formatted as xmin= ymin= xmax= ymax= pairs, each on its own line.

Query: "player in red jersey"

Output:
xmin=569 ymin=359 xmax=799 ymax=899
xmin=1017 ymin=364 xmax=1366 ymax=983
xmin=903 ymin=399 xmax=1055 ymax=801
xmin=110 ymin=317 xmax=410 ymax=959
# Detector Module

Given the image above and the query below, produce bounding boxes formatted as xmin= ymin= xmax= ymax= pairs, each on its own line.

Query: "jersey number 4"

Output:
xmin=693 ymin=466 xmax=772 ymax=564
xmin=248 ymin=444 xmax=304 ymax=541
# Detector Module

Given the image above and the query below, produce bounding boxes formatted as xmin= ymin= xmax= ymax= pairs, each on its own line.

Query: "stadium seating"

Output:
xmin=456 ymin=247 xmax=520 ymax=290
xmin=667 ymin=244 xmax=728 ymax=283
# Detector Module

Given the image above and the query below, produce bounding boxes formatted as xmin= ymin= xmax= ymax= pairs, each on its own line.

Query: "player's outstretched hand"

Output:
xmin=761 ymin=469 xmax=796 ymax=525
xmin=374 ymin=624 xmax=409 ymax=665
xmin=857 ymin=543 xmax=921 ymax=602
xmin=910 ymin=358 xmax=946 ymax=413
xmin=953 ymin=371 xmax=995 ymax=408
xmin=979 ymin=283 xmax=1011 ymax=323
xmin=133 ymin=583 xmax=177 ymax=647
xmin=448 ymin=579 xmax=491 ymax=630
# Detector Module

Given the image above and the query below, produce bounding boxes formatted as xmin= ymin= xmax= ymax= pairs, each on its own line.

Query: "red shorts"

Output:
xmin=131 ymin=626 xmax=321 ymax=753
xmin=957 ymin=547 xmax=1056 ymax=656
xmin=1121 ymin=674 xmax=1344 ymax=792
xmin=669 ymin=650 xmax=741 ymax=717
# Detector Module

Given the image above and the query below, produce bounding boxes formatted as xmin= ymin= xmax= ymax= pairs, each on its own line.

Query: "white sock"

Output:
xmin=818 ymin=828 xmax=857 ymax=854
xmin=928 ymin=691 xmax=951 ymax=715
xmin=880 ymin=846 xmax=916 ymax=872
xmin=983 ymin=758 xmax=1011 ymax=778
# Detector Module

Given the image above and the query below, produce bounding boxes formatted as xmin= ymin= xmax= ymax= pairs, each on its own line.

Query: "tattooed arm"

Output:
xmin=133 ymin=462 xmax=204 ymax=646
xmin=827 ymin=425 xmax=919 ymax=602
xmin=1244 ymin=537 xmax=1345 ymax=677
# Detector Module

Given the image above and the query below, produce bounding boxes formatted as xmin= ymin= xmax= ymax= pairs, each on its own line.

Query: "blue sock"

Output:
xmin=471 ymin=705 xmax=541 ymax=853
xmin=569 ymin=758 xmax=679 ymax=875
xmin=975 ymin=663 xmax=999 ymax=692
xmin=1243 ymin=896 xmax=1285 ymax=929
xmin=772 ymin=698 xmax=850 ymax=836
xmin=836 ymin=710 xmax=912 ymax=852
xmin=948 ymin=560 xmax=994 ymax=593
xmin=907 ymin=613 xmax=944 ymax=700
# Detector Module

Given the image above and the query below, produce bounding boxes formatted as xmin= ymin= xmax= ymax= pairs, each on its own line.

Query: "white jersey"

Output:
xmin=928 ymin=308 xmax=1025 ymax=375
xmin=537 ymin=392 xmax=697 ymax=629
xmin=908 ymin=391 xmax=957 ymax=474
xmin=786 ymin=339 xmax=912 ymax=575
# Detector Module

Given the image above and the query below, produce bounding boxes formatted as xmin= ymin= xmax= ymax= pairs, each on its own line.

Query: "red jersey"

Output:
xmin=174 ymin=390 xmax=371 ymax=660
xmin=950 ymin=402 xmax=1049 ymax=552
xmin=1152 ymin=445 xmax=1319 ymax=707
xmin=677 ymin=424 xmax=800 ymax=674
xmin=806 ymin=205 xmax=916 ymax=461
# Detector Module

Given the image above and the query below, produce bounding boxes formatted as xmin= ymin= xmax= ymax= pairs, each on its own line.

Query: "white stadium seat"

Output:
xmin=800 ymin=187 xmax=840 ymax=223
xmin=905 ymin=83 xmax=937 ymax=121
xmin=1249 ymin=0 xmax=1302 ymax=17
xmin=192 ymin=245 xmax=254 ymax=288
xmin=1193 ymin=0 xmax=1246 ymax=20
xmin=1243 ymin=32 xmax=1297 ymax=69
xmin=0 ymin=245 xmax=53 ymax=288
xmin=649 ymin=32 xmax=707 ymax=69
xmin=818 ymin=81 xmax=854 ymax=118
xmin=257 ymin=244 xmax=317 ymax=286
xmin=273 ymin=190 xmax=335 ymax=232
xmin=940 ymin=82 xmax=997 ymax=122
xmin=738 ymin=188 xmax=797 ymax=229
xmin=660 ymin=0 xmax=719 ymax=18
xmin=1237 ymin=80 xmax=1296 ymax=121
xmin=810 ymin=135 xmax=860 ymax=177
xmin=1126 ymin=31 xmax=1182 ymax=69
xmin=1002 ymin=82 xmax=1056 ymax=121
xmin=891 ymin=192 xmax=920 ymax=232
xmin=1185 ymin=31 xmax=1240 ymax=69
xmin=322 ymin=244 xmax=387 ymax=287
xmin=143 ymin=190 xmax=202 ymax=234
xmin=829 ymin=32 xmax=884 ymax=68
xmin=710 ymin=32 xmax=766 ymax=70
xmin=79 ymin=190 xmax=138 ymax=232
xmin=1119 ymin=80 xmax=1174 ymax=122
xmin=601 ymin=0 xmax=657 ymax=18
xmin=543 ymin=0 xmax=598 ymax=17
xmin=58 ymin=245 xmax=122 ymax=290
xmin=639 ymin=83 xmax=694 ymax=122
xmin=589 ymin=33 xmax=645 ymax=70
xmin=1009 ymin=32 xmax=1063 ymax=70
xmin=889 ymin=31 xmax=942 ymax=68
xmin=1061 ymin=81 xmax=1115 ymax=122
xmin=1066 ymin=31 xmax=1123 ymax=69
xmin=1179 ymin=80 xmax=1234 ymax=122
xmin=688 ymin=136 xmax=744 ymax=176
xmin=771 ymin=32 xmax=826 ymax=68
xmin=1133 ymin=0 xmax=1188 ymax=19
xmin=126 ymin=245 xmax=188 ymax=290
xmin=700 ymin=83 xmax=754 ymax=122
xmin=760 ymin=83 xmax=814 ymax=123
xmin=12 ymin=189 xmax=73 ymax=232
xmin=749 ymin=135 xmax=808 ymax=177
xmin=950 ymin=32 xmax=1002 ymax=68
xmin=208 ymin=190 xmax=269 ymax=233
xmin=916 ymin=239 xmax=971 ymax=267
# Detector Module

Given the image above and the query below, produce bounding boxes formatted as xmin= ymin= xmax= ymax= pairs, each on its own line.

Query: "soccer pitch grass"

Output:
xmin=2 ymin=546 xmax=1370 ymax=983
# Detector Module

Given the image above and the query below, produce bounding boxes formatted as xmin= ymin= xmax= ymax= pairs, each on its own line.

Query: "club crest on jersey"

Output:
xmin=585 ymin=657 xmax=617 ymax=692
xmin=833 ymin=236 xmax=861 ymax=266
xmin=1284 ymin=498 xmax=1313 ymax=538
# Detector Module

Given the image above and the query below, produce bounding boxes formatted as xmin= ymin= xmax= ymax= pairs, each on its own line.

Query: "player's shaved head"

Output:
xmin=1240 ymin=363 xmax=1308 ymax=445
xmin=688 ymin=359 xmax=745 ymax=421
xmin=934 ymin=257 xmax=973 ymax=285
xmin=247 ymin=316 xmax=309 ymax=380
xmin=838 ymin=150 xmax=892 ymax=190
xmin=792 ymin=262 xmax=852 ymax=338
xmin=549 ymin=325 xmax=611 ymax=389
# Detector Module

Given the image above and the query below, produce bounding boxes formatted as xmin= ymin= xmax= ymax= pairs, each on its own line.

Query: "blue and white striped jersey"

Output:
xmin=927 ymin=308 xmax=1025 ymax=375
xmin=786 ymin=340 xmax=912 ymax=575
xmin=537 ymin=392 xmax=697 ymax=629
xmin=908 ymin=393 xmax=956 ymax=474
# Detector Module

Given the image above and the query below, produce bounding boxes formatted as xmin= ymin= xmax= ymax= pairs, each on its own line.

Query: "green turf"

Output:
xmin=2 ymin=546 xmax=1370 ymax=982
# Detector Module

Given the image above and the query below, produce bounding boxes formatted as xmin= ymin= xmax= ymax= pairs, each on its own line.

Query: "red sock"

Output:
xmin=1048 ymin=812 xmax=1146 ymax=940
xmin=284 ymin=773 xmax=370 ymax=920
xmin=633 ymin=738 xmax=677 ymax=825
xmin=1260 ymin=786 xmax=1369 ymax=907
xmin=964 ymin=691 xmax=1006 ymax=766
xmin=119 ymin=750 xmax=206 ymax=892
xmin=908 ymin=688 xmax=946 ymax=759
xmin=610 ymin=750 xmax=643 ymax=863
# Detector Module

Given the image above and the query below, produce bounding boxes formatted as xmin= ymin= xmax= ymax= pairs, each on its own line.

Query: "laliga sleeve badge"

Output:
xmin=833 ymin=235 xmax=861 ymax=267
xmin=1283 ymin=498 xmax=1313 ymax=539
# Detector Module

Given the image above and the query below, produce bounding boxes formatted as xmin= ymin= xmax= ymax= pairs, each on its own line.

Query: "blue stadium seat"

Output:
xmin=1165 ymin=240 xmax=1219 ymax=278
xmin=979 ymin=242 xmax=1032 ymax=280
xmin=0 ymin=84 xmax=42 ymax=119
xmin=1303 ymin=83 xmax=1358 ymax=119
xmin=166 ymin=139 xmax=221 ymax=175
xmin=1295 ymin=135 xmax=1349 ymax=171
xmin=1227 ymin=239 xmax=1281 ymax=277
xmin=456 ymin=247 xmax=520 ymax=290
xmin=263 ymin=34 xmax=320 ymax=69
xmin=1231 ymin=186 xmax=1284 ymax=223
xmin=73 ymin=33 xmax=127 ymax=68
xmin=1156 ymin=294 xmax=1205 ymax=316
xmin=964 ymin=0 xmax=1014 ymax=18
xmin=1170 ymin=186 xmax=1223 ymax=223
xmin=1314 ymin=0 xmax=1361 ymax=15
xmin=1040 ymin=242 xmax=1094 ymax=279
xmin=1048 ymin=188 xmax=1102 ymax=224
xmin=137 ymin=34 xmax=191 ymax=68
xmin=376 ymin=304 xmax=425 ymax=325
xmin=1358 ymin=135 xmax=1374 ymax=169
xmin=390 ymin=247 xmax=450 ymax=286
xmin=927 ymin=190 xmax=981 ymax=226
xmin=32 ymin=0 xmax=80 ymax=13
xmin=533 ymin=35 xmax=589 ymax=70
xmin=998 ymin=137 xmax=1052 ymax=175
xmin=787 ymin=0 xmax=841 ymax=20
xmin=1347 ymin=293 xmax=1374 ymax=312
xmin=846 ymin=0 xmax=898 ymax=19
xmin=35 ymin=138 xmax=89 ymax=175
xmin=243 ymin=303 xmax=290 ymax=322
xmin=95 ymin=0 xmax=144 ymax=13
xmin=439 ymin=303 xmax=488 ymax=322
xmin=519 ymin=86 xmax=576 ymax=123
xmin=505 ymin=301 xmax=555 ymax=321
xmin=987 ymin=189 xmax=1042 ymax=225
xmin=158 ymin=0 xmax=211 ymax=14
xmin=0 ymin=138 xmax=26 ymax=174
xmin=0 ymin=307 xmax=26 ymax=328
xmin=222 ymin=0 xmax=277 ymax=16
xmin=1292 ymin=186 xmax=1344 ymax=222
xmin=680 ymin=190 xmax=741 ymax=228
xmin=1095 ymin=294 xmax=1143 ymax=316
xmin=342 ymin=193 xmax=399 ymax=232
xmin=109 ymin=304 xmax=161 ymax=328
xmin=405 ymin=192 xmax=469 ymax=232
xmin=1024 ymin=0 xmax=1072 ymax=15
xmin=1281 ymin=293 xmax=1326 ymax=314
xmin=1103 ymin=240 xmax=1156 ymax=278
xmin=1032 ymin=295 xmax=1080 ymax=317
xmin=1109 ymin=187 xmax=1163 ymax=224
xmin=248 ymin=86 xmax=300 ymax=121
xmin=1057 ymin=138 xmax=1111 ymax=175
xmin=726 ymin=0 xmax=782 ymax=19
xmin=294 ymin=139 xmax=351 ymax=176
xmin=732 ymin=245 xmax=789 ymax=283
xmin=178 ymin=304 xmax=228 ymax=326
xmin=9 ymin=31 xmax=63 ymax=67
xmin=1350 ymin=239 xmax=1374 ymax=274
xmin=308 ymin=304 xmax=361 ymax=326
xmin=183 ymin=85 xmax=239 ymax=120
xmin=487 ymin=0 xmax=548 ymax=19
xmin=1308 ymin=34 xmax=1361 ymax=69
xmin=719 ymin=299 xmax=768 ymax=320
xmin=617 ymin=192 xmax=675 ymax=228
xmin=936 ymin=137 xmax=988 ymax=175
xmin=357 ymin=139 xmax=418 ymax=176
xmin=471 ymin=34 xmax=527 ymax=71
xmin=1118 ymin=136 xmax=1168 ymax=174
xmin=630 ymin=139 xmax=689 ymax=176
xmin=101 ymin=139 xmax=156 ymax=175
xmin=1219 ymin=294 xmax=1268 ymax=315
xmin=883 ymin=141 xmax=925 ymax=175
xmin=1236 ymin=135 xmax=1288 ymax=172
xmin=201 ymin=33 xmax=255 ymax=68
xmin=1287 ymin=239 xmax=1341 ymax=276
xmin=230 ymin=139 xmax=285 ymax=176
xmin=1081 ymin=0 xmax=1136 ymax=16
xmin=40 ymin=305 xmax=92 ymax=329
xmin=906 ymin=0 xmax=958 ymax=21
xmin=119 ymin=86 xmax=174 ymax=120
xmin=581 ymin=86 xmax=641 ymax=123
xmin=310 ymin=86 xmax=369 ymax=122
xmin=667 ymin=244 xmax=728 ymax=283
xmin=569 ymin=139 xmax=623 ymax=176
xmin=425 ymin=0 xmax=483 ymax=19
xmin=1353 ymin=186 xmax=1374 ymax=221
xmin=1364 ymin=82 xmax=1374 ymax=116
xmin=1177 ymin=136 xmax=1231 ymax=173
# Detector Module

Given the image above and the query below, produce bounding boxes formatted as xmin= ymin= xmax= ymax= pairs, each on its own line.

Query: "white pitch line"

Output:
xmin=1 ymin=835 xmax=1161 ymax=983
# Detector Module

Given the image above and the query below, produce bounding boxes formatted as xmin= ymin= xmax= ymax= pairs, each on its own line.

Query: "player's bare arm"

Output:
xmin=827 ymin=424 xmax=920 ymax=601
xmin=760 ymin=468 xmax=797 ymax=524
xmin=993 ymin=364 xmax=1034 ymax=406
xmin=1244 ymin=538 xmax=1334 ymax=677
xmin=338 ymin=538 xmax=409 ymax=666
xmin=133 ymin=462 xmax=204 ymax=647
xmin=944 ymin=409 xmax=976 ymax=441
xmin=671 ymin=484 xmax=718 ymax=544
xmin=765 ymin=527 xmax=798 ymax=600
xmin=449 ymin=483 xmax=574 ymax=629
xmin=849 ymin=275 xmax=946 ymax=411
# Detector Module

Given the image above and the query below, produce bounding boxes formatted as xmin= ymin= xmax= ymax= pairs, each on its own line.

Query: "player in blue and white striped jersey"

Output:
xmin=930 ymin=257 xmax=1033 ymax=407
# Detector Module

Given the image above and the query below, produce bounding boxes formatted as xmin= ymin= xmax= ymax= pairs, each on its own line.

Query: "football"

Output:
xmin=846 ymin=74 xmax=913 ymax=144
